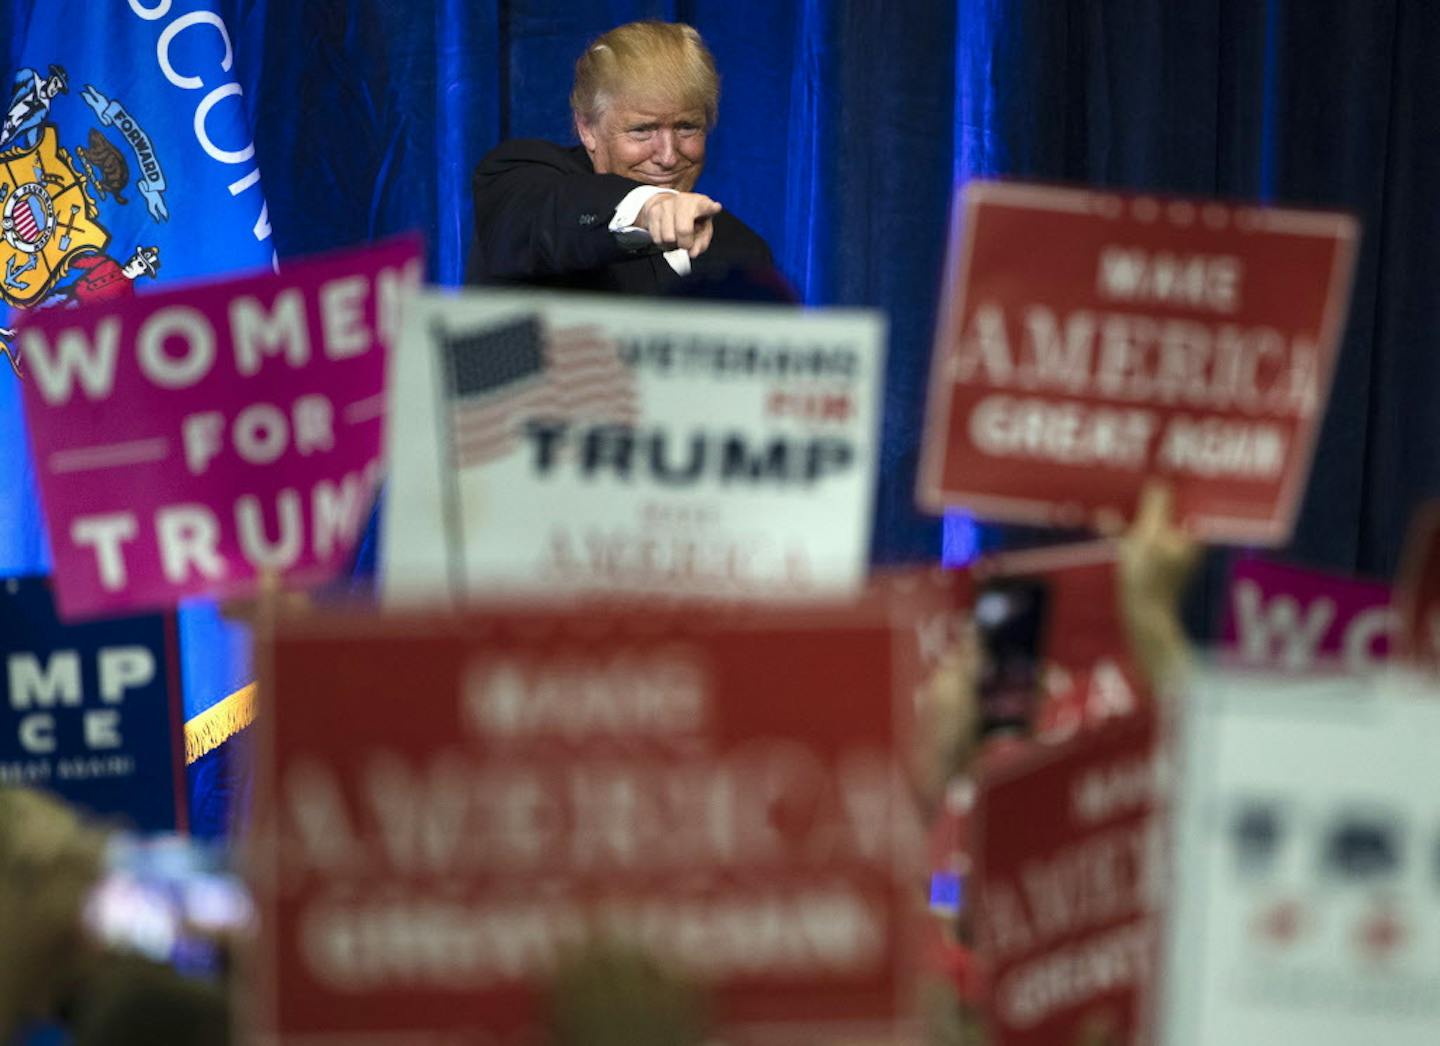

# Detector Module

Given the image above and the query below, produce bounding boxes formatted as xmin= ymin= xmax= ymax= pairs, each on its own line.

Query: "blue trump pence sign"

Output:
xmin=0 ymin=575 xmax=184 ymax=831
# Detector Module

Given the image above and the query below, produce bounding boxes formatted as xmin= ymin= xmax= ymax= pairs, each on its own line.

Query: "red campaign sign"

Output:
xmin=979 ymin=542 xmax=1149 ymax=742
xmin=1395 ymin=501 xmax=1440 ymax=670
xmin=973 ymin=711 xmax=1159 ymax=1046
xmin=919 ymin=181 xmax=1358 ymax=544
xmin=865 ymin=550 xmax=1146 ymax=744
xmin=862 ymin=566 xmax=976 ymax=811
xmin=865 ymin=564 xmax=975 ymax=673
xmin=249 ymin=604 xmax=923 ymax=1046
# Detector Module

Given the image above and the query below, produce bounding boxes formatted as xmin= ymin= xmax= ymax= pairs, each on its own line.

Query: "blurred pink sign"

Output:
xmin=19 ymin=238 xmax=422 ymax=619
xmin=1220 ymin=556 xmax=1395 ymax=671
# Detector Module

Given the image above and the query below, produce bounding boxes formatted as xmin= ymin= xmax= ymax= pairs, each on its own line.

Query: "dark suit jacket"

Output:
xmin=465 ymin=138 xmax=774 ymax=294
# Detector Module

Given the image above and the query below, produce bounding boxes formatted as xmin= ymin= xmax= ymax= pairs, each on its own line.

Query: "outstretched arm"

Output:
xmin=470 ymin=156 xmax=634 ymax=278
xmin=469 ymin=141 xmax=732 ymax=282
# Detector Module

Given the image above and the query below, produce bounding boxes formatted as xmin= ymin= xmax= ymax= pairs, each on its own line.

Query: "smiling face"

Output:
xmin=577 ymin=98 xmax=708 ymax=192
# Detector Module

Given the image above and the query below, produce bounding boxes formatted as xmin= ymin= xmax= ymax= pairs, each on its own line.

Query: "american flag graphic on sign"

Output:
xmin=438 ymin=317 xmax=639 ymax=468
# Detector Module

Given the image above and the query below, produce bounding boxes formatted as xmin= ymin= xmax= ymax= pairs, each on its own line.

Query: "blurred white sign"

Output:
xmin=382 ymin=289 xmax=884 ymax=603
xmin=1161 ymin=668 xmax=1440 ymax=1045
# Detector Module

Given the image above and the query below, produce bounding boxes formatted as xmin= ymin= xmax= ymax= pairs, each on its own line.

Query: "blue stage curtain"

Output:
xmin=233 ymin=0 xmax=956 ymax=562
xmin=951 ymin=0 xmax=1440 ymax=585
xmin=227 ymin=0 xmax=1440 ymax=577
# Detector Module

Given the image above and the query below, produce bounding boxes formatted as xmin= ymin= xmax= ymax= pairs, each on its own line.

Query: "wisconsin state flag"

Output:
xmin=1 ymin=2 xmax=277 ymax=834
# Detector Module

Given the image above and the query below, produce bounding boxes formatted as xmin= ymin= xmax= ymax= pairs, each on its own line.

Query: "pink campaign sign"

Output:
xmin=1220 ymin=556 xmax=1395 ymax=672
xmin=18 ymin=238 xmax=423 ymax=620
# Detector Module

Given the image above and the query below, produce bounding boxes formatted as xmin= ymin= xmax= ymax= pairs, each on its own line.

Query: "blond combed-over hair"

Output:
xmin=571 ymin=21 xmax=720 ymax=130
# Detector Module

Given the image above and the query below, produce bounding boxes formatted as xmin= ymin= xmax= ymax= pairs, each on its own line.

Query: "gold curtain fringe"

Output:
xmin=183 ymin=683 xmax=258 ymax=765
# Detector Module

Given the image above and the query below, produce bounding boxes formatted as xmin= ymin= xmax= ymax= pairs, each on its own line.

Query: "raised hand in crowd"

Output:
xmin=911 ymin=620 xmax=983 ymax=816
xmin=1110 ymin=481 xmax=1200 ymax=695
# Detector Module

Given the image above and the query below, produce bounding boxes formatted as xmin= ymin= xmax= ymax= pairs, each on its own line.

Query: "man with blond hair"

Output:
xmin=466 ymin=20 xmax=773 ymax=293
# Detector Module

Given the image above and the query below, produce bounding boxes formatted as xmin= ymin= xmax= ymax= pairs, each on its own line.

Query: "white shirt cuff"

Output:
xmin=610 ymin=185 xmax=673 ymax=230
xmin=610 ymin=185 xmax=692 ymax=277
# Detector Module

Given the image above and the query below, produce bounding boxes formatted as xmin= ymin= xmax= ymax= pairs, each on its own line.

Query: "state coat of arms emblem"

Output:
xmin=0 ymin=64 xmax=165 ymax=377
xmin=0 ymin=125 xmax=107 ymax=307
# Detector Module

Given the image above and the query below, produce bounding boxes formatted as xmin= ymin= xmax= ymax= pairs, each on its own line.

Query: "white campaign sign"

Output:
xmin=1161 ymin=668 xmax=1440 ymax=1046
xmin=382 ymin=289 xmax=885 ymax=602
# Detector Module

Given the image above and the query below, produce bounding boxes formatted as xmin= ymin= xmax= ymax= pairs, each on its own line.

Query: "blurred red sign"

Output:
xmin=919 ymin=181 xmax=1358 ymax=544
xmin=981 ymin=542 xmax=1149 ymax=742
xmin=865 ymin=549 xmax=1146 ymax=750
xmin=250 ymin=604 xmax=922 ymax=1045
xmin=974 ymin=711 xmax=1160 ymax=1046
xmin=865 ymin=564 xmax=974 ymax=672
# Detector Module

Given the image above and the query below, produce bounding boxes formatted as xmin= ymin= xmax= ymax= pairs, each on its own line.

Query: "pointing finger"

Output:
xmin=689 ymin=216 xmax=715 ymax=258
xmin=674 ymin=207 xmax=696 ymax=249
